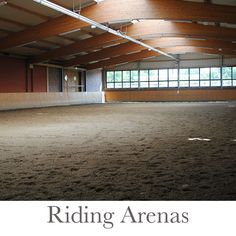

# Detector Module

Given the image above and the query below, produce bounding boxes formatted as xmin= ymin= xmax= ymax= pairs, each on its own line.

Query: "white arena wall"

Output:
xmin=0 ymin=92 xmax=104 ymax=111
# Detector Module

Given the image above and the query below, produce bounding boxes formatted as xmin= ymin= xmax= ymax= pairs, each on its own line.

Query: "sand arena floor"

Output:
xmin=0 ymin=102 xmax=235 ymax=200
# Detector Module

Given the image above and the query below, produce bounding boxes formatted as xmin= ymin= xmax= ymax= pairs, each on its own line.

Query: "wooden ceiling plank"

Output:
xmin=87 ymin=46 xmax=236 ymax=70
xmin=30 ymin=33 xmax=121 ymax=63
xmin=0 ymin=17 xmax=30 ymax=28
xmin=1 ymin=0 xmax=236 ymax=50
xmin=86 ymin=50 xmax=158 ymax=70
xmin=7 ymin=3 xmax=50 ymax=21
xmin=64 ymin=37 xmax=236 ymax=67
xmin=32 ymin=21 xmax=236 ymax=64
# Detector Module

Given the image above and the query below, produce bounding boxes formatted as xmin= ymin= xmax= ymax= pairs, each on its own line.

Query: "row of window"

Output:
xmin=106 ymin=67 xmax=236 ymax=89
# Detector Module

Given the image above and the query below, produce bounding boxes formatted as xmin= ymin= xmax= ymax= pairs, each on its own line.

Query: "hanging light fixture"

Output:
xmin=33 ymin=0 xmax=178 ymax=61
xmin=0 ymin=1 xmax=7 ymax=7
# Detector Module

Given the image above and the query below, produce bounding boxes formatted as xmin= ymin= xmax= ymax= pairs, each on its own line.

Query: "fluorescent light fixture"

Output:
xmin=59 ymin=29 xmax=80 ymax=36
xmin=17 ymin=41 xmax=37 ymax=47
xmin=94 ymin=0 xmax=103 ymax=3
xmin=131 ymin=19 xmax=139 ymax=24
xmin=188 ymin=138 xmax=211 ymax=142
xmin=33 ymin=0 xmax=178 ymax=61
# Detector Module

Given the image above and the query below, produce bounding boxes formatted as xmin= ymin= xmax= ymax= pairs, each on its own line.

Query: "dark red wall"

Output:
xmin=32 ymin=66 xmax=47 ymax=92
xmin=0 ymin=56 xmax=48 ymax=93
xmin=0 ymin=56 xmax=26 ymax=93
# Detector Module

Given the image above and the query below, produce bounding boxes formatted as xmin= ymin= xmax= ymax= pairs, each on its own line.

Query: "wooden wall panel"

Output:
xmin=48 ymin=67 xmax=62 ymax=92
xmin=0 ymin=56 xmax=26 ymax=93
xmin=105 ymin=89 xmax=236 ymax=102
xmin=32 ymin=66 xmax=47 ymax=92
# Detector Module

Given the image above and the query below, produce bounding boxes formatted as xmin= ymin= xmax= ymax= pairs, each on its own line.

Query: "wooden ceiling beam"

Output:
xmin=87 ymin=50 xmax=158 ymax=70
xmin=1 ymin=0 xmax=236 ymax=50
xmin=87 ymin=47 xmax=236 ymax=70
xmin=162 ymin=46 xmax=236 ymax=56
xmin=64 ymin=37 xmax=236 ymax=67
xmin=30 ymin=33 xmax=123 ymax=63
xmin=0 ymin=16 xmax=76 ymax=45
xmin=64 ymin=42 xmax=142 ymax=67
xmin=32 ymin=21 xmax=236 ymax=64
xmin=126 ymin=20 xmax=236 ymax=41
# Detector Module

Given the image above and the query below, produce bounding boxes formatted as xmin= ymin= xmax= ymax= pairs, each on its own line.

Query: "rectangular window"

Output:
xmin=131 ymin=70 xmax=139 ymax=88
xmin=190 ymin=80 xmax=200 ymax=87
xmin=159 ymin=81 xmax=168 ymax=88
xmin=190 ymin=68 xmax=199 ymax=80
xmin=106 ymin=71 xmax=114 ymax=89
xmin=107 ymin=71 xmax=114 ymax=83
xmin=169 ymin=69 xmax=178 ymax=81
xmin=211 ymin=67 xmax=221 ymax=80
xmin=200 ymin=68 xmax=210 ymax=80
xmin=222 ymin=67 xmax=233 ymax=87
xmin=179 ymin=81 xmax=189 ymax=87
xmin=169 ymin=81 xmax=178 ymax=88
xmin=210 ymin=67 xmax=221 ymax=87
xmin=222 ymin=67 xmax=232 ymax=80
xmin=200 ymin=80 xmax=210 ymax=87
xmin=222 ymin=80 xmax=232 ymax=87
xmin=107 ymin=83 xmax=114 ymax=89
xmin=123 ymin=83 xmax=131 ymax=88
xmin=179 ymin=69 xmax=189 ymax=87
xmin=211 ymin=80 xmax=221 ymax=87
xmin=233 ymin=67 xmax=236 ymax=80
xmin=179 ymin=69 xmax=189 ymax=81
xmin=140 ymin=70 xmax=149 ymax=82
xmin=114 ymin=83 xmax=122 ymax=88
xmin=123 ymin=71 xmax=130 ymax=82
xmin=149 ymin=82 xmax=158 ymax=88
xmin=122 ymin=71 xmax=130 ymax=88
xmin=222 ymin=67 xmax=232 ymax=87
xmin=114 ymin=71 xmax=122 ymax=83
xmin=159 ymin=69 xmax=168 ymax=81
xmin=190 ymin=68 xmax=199 ymax=87
xmin=140 ymin=82 xmax=149 ymax=88
xmin=149 ymin=70 xmax=158 ymax=81
xmin=200 ymin=68 xmax=210 ymax=87
xmin=105 ymin=67 xmax=236 ymax=89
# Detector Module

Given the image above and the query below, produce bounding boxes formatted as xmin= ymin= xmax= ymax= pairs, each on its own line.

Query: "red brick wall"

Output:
xmin=0 ymin=56 xmax=26 ymax=93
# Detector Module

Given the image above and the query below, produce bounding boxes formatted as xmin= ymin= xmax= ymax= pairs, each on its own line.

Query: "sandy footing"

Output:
xmin=0 ymin=102 xmax=235 ymax=200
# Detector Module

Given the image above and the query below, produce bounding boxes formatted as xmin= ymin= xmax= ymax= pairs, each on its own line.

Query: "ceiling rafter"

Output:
xmin=31 ymin=20 xmax=236 ymax=64
xmin=64 ymin=37 xmax=236 ymax=67
xmin=1 ymin=0 xmax=236 ymax=51
xmin=30 ymin=33 xmax=122 ymax=63
xmin=86 ymin=47 xmax=236 ymax=70
xmin=86 ymin=50 xmax=158 ymax=70
xmin=3 ymin=2 xmax=79 ymax=44
xmin=0 ymin=15 xmax=77 ymax=45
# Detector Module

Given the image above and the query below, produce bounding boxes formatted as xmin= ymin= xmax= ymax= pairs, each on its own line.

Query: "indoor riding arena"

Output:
xmin=0 ymin=0 xmax=235 ymax=200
